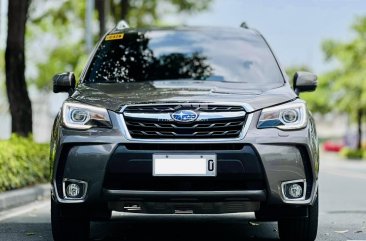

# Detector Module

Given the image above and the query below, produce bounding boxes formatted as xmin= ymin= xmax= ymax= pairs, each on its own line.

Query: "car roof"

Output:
xmin=107 ymin=25 xmax=262 ymax=38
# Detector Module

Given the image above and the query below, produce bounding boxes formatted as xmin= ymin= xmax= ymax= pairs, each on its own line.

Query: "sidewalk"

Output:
xmin=0 ymin=184 xmax=49 ymax=213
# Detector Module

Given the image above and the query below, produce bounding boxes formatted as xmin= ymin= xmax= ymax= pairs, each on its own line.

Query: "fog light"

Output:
xmin=63 ymin=179 xmax=87 ymax=200
xmin=288 ymin=183 xmax=303 ymax=198
xmin=66 ymin=183 xmax=80 ymax=197
xmin=281 ymin=180 xmax=306 ymax=201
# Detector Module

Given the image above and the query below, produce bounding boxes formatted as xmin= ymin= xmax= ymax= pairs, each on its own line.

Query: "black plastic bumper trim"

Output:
xmin=103 ymin=189 xmax=266 ymax=201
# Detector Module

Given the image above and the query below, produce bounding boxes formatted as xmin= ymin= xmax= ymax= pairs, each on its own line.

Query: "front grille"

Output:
xmin=124 ymin=105 xmax=245 ymax=113
xmin=123 ymin=104 xmax=246 ymax=139
xmin=125 ymin=117 xmax=246 ymax=138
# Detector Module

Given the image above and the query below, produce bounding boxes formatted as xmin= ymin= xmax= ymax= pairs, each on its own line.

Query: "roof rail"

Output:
xmin=116 ymin=20 xmax=130 ymax=30
xmin=240 ymin=22 xmax=249 ymax=29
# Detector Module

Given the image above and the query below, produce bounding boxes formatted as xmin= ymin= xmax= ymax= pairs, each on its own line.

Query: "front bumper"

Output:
xmin=51 ymin=109 xmax=319 ymax=213
xmin=52 ymin=141 xmax=317 ymax=208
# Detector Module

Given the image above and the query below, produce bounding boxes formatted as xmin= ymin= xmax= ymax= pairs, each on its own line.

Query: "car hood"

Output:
xmin=71 ymin=81 xmax=297 ymax=112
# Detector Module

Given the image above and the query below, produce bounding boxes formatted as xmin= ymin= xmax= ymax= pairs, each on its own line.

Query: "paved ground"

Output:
xmin=0 ymin=152 xmax=366 ymax=241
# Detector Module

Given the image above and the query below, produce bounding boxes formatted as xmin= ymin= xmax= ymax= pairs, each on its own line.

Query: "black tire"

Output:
xmin=278 ymin=195 xmax=318 ymax=241
xmin=51 ymin=199 xmax=90 ymax=241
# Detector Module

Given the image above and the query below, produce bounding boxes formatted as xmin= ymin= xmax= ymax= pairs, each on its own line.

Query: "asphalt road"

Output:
xmin=0 ymin=152 xmax=366 ymax=241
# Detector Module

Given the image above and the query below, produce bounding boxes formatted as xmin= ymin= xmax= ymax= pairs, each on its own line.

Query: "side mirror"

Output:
xmin=53 ymin=72 xmax=76 ymax=93
xmin=293 ymin=71 xmax=317 ymax=95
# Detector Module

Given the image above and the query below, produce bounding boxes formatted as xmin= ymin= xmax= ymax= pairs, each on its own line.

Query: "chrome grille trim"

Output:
xmin=123 ymin=105 xmax=246 ymax=113
xmin=129 ymin=129 xmax=242 ymax=138
xmin=125 ymin=120 xmax=245 ymax=129
xmin=123 ymin=111 xmax=246 ymax=121
xmin=117 ymin=103 xmax=254 ymax=143
xmin=119 ymin=102 xmax=254 ymax=113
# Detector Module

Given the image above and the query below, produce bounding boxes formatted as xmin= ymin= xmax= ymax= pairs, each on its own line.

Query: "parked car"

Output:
xmin=323 ymin=140 xmax=344 ymax=152
xmin=50 ymin=21 xmax=319 ymax=241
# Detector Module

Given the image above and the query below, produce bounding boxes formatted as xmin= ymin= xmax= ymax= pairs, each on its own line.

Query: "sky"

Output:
xmin=171 ymin=0 xmax=366 ymax=74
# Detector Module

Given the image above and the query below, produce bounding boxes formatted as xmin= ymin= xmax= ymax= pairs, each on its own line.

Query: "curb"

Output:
xmin=0 ymin=184 xmax=50 ymax=212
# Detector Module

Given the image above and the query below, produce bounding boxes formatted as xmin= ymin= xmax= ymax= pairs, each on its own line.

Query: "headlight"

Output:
xmin=62 ymin=102 xmax=112 ymax=129
xmin=257 ymin=102 xmax=307 ymax=130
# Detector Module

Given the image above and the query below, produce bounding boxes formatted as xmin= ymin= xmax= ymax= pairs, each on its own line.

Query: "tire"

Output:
xmin=278 ymin=195 xmax=318 ymax=241
xmin=51 ymin=199 xmax=90 ymax=241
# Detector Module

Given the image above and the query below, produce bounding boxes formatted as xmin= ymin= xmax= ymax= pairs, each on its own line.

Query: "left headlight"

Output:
xmin=62 ymin=102 xmax=112 ymax=130
xmin=257 ymin=102 xmax=307 ymax=130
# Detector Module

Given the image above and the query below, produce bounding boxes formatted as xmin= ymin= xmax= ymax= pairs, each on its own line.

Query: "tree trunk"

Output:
xmin=5 ymin=0 xmax=32 ymax=137
xmin=120 ymin=0 xmax=129 ymax=20
xmin=357 ymin=109 xmax=363 ymax=150
xmin=110 ymin=0 xmax=117 ymax=22
xmin=96 ymin=0 xmax=106 ymax=38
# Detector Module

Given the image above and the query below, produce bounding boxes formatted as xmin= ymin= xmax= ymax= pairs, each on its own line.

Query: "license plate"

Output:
xmin=153 ymin=154 xmax=216 ymax=177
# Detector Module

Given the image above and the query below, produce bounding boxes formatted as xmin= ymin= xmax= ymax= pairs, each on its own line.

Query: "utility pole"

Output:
xmin=85 ymin=0 xmax=94 ymax=53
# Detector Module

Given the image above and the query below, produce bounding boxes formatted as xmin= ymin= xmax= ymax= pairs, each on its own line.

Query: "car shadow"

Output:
xmin=91 ymin=214 xmax=279 ymax=241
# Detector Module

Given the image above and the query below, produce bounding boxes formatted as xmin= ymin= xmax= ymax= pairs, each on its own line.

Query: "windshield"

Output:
xmin=84 ymin=28 xmax=284 ymax=86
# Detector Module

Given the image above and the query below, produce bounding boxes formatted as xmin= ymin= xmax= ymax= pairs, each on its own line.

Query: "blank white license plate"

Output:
xmin=153 ymin=154 xmax=217 ymax=177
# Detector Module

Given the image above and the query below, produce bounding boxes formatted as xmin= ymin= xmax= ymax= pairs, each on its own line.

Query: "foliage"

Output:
xmin=25 ymin=0 xmax=212 ymax=90
xmin=32 ymin=42 xmax=88 ymax=90
xmin=339 ymin=147 xmax=365 ymax=160
xmin=111 ymin=0 xmax=212 ymax=27
xmin=287 ymin=17 xmax=366 ymax=149
xmin=0 ymin=135 xmax=49 ymax=192
xmin=26 ymin=0 xmax=88 ymax=90
xmin=286 ymin=17 xmax=366 ymax=118
xmin=300 ymin=73 xmax=335 ymax=114
xmin=286 ymin=65 xmax=332 ymax=114
xmin=319 ymin=16 xmax=366 ymax=150
xmin=321 ymin=16 xmax=366 ymax=118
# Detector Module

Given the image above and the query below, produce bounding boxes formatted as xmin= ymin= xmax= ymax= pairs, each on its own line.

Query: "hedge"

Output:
xmin=0 ymin=135 xmax=49 ymax=192
xmin=339 ymin=147 xmax=365 ymax=160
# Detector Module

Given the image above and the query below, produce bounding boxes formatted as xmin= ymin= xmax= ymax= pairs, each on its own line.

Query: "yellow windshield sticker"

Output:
xmin=105 ymin=33 xmax=124 ymax=41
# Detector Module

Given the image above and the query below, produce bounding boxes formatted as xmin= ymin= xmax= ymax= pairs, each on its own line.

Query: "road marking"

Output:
xmin=0 ymin=199 xmax=49 ymax=222
xmin=322 ymin=169 xmax=366 ymax=180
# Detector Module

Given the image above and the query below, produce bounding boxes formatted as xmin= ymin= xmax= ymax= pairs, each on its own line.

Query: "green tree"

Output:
xmin=27 ymin=1 xmax=88 ymax=90
xmin=111 ymin=0 xmax=212 ymax=28
xmin=319 ymin=16 xmax=366 ymax=149
xmin=286 ymin=65 xmax=332 ymax=114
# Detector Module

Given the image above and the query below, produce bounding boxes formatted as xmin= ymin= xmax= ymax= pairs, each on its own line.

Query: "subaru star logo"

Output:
xmin=171 ymin=110 xmax=198 ymax=122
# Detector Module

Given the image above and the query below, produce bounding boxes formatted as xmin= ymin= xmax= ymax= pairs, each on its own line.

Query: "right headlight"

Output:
xmin=257 ymin=102 xmax=308 ymax=130
xmin=62 ymin=102 xmax=112 ymax=130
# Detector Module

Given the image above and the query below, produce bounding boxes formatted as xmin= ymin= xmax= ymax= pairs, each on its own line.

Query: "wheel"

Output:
xmin=278 ymin=195 xmax=318 ymax=241
xmin=51 ymin=199 xmax=90 ymax=241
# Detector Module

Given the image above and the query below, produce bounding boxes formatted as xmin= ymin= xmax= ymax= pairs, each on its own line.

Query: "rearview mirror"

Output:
xmin=53 ymin=72 xmax=76 ymax=93
xmin=293 ymin=71 xmax=317 ymax=95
